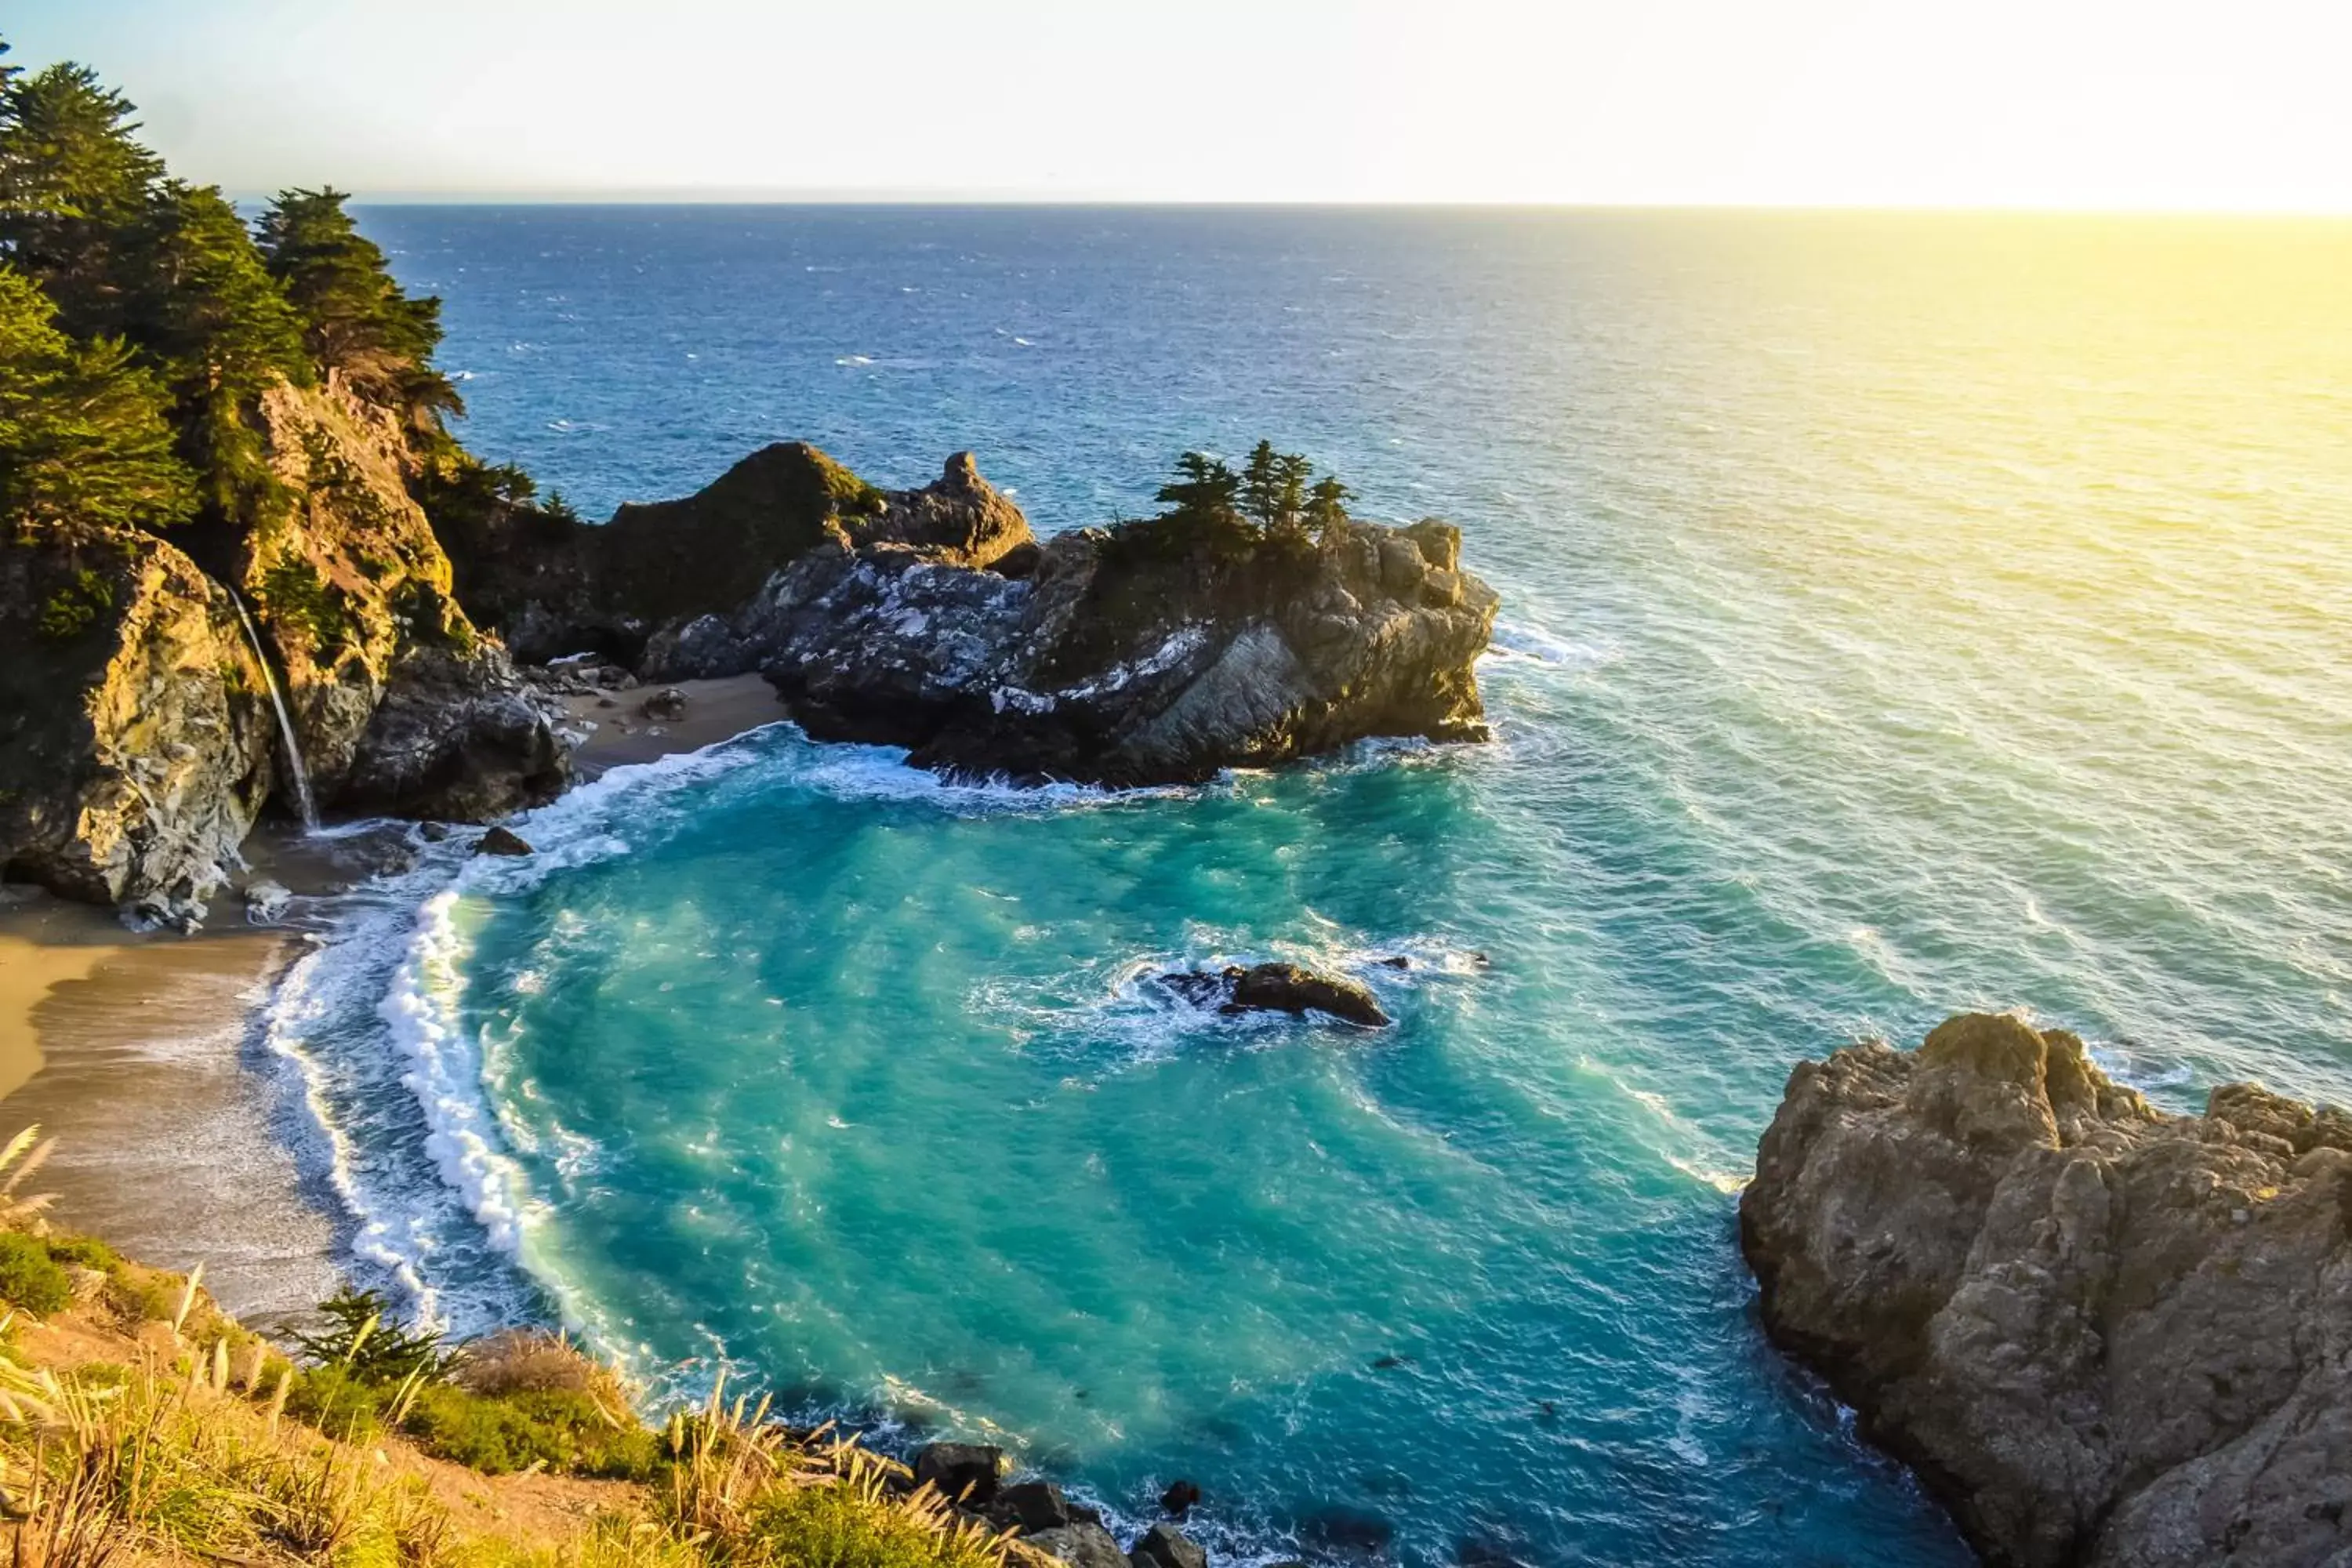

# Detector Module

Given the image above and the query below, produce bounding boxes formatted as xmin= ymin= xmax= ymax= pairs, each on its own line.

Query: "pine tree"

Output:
xmin=1272 ymin=452 xmax=1313 ymax=534
xmin=1305 ymin=474 xmax=1352 ymax=542
xmin=256 ymin=187 xmax=456 ymax=421
xmin=0 ymin=265 xmax=195 ymax=533
xmin=125 ymin=183 xmax=310 ymax=512
xmin=0 ymin=61 xmax=165 ymax=337
xmin=1240 ymin=439 xmax=1283 ymax=526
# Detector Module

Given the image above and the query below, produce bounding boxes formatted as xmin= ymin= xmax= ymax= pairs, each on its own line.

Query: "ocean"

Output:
xmin=264 ymin=208 xmax=2352 ymax=1567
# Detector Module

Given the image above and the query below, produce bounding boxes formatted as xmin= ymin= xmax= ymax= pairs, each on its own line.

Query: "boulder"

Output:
xmin=1129 ymin=1523 xmax=1207 ymax=1568
xmin=1158 ymin=1479 xmax=1203 ymax=1518
xmin=641 ymin=687 xmax=689 ymax=722
xmin=911 ymin=1442 xmax=1004 ymax=1507
xmin=339 ymin=643 xmax=570 ymax=822
xmin=996 ymin=1479 xmax=1076 ymax=1534
xmin=474 ymin=826 xmax=533 ymax=858
xmin=241 ymin=879 xmax=292 ymax=924
xmin=1741 ymin=1012 xmax=2352 ymax=1568
xmin=1229 ymin=964 xmax=1390 ymax=1027
xmin=1025 ymin=1524 xmax=1129 ymax=1568
xmin=1157 ymin=964 xmax=1390 ymax=1027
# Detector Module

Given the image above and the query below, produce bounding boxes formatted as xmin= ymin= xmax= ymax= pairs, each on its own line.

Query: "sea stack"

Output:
xmin=1740 ymin=1013 xmax=2352 ymax=1568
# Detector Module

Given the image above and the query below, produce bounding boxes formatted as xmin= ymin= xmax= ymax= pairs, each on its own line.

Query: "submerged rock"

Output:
xmin=1159 ymin=963 xmax=1391 ymax=1028
xmin=1741 ymin=1012 xmax=2352 ymax=1568
xmin=1159 ymin=1479 xmax=1203 ymax=1518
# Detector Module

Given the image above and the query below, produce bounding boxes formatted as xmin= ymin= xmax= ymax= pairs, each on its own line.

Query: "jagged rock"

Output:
xmin=1740 ymin=1013 xmax=2352 ymax=1568
xmin=241 ymin=879 xmax=292 ymax=924
xmin=911 ymin=1442 xmax=1004 ymax=1507
xmin=341 ymin=643 xmax=570 ymax=822
xmin=444 ymin=445 xmax=1499 ymax=785
xmin=1159 ymin=964 xmax=1390 ymax=1027
xmin=996 ymin=1479 xmax=1076 ymax=1534
xmin=1159 ymin=1479 xmax=1202 ymax=1518
xmin=1129 ymin=1523 xmax=1208 ymax=1568
xmin=474 ymin=826 xmax=533 ymax=857
xmin=641 ymin=687 xmax=689 ymax=721
xmin=1026 ymin=1524 xmax=1129 ymax=1568
xmin=753 ymin=507 xmax=1497 ymax=786
xmin=437 ymin=445 xmax=1032 ymax=671
xmin=0 ymin=524 xmax=274 ymax=924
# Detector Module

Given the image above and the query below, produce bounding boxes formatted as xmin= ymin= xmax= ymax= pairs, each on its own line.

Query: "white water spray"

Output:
xmin=228 ymin=589 xmax=320 ymax=833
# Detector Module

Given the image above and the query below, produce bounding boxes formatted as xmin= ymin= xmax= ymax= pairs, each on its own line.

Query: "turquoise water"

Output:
xmin=271 ymin=211 xmax=2352 ymax=1566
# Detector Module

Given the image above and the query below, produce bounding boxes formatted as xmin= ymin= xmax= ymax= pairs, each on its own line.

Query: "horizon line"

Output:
xmin=301 ymin=194 xmax=2352 ymax=220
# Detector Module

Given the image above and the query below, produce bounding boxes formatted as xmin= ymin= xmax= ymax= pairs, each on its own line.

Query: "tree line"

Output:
xmin=0 ymin=36 xmax=462 ymax=537
xmin=1152 ymin=441 xmax=1353 ymax=550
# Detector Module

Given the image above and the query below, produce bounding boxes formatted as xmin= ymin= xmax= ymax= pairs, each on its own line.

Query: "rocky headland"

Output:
xmin=8 ymin=430 xmax=1501 ymax=925
xmin=1741 ymin=1014 xmax=2352 ymax=1567
xmin=449 ymin=444 xmax=1501 ymax=788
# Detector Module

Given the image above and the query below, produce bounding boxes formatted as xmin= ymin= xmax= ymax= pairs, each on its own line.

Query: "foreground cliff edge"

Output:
xmin=1742 ymin=1014 xmax=2352 ymax=1568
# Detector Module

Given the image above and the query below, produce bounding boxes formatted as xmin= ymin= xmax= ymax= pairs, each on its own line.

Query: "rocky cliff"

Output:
xmin=456 ymin=447 xmax=1501 ymax=787
xmin=0 ymin=522 xmax=276 ymax=924
xmin=1741 ymin=1014 xmax=2352 ymax=1567
xmin=3 ymin=377 xmax=569 ymax=923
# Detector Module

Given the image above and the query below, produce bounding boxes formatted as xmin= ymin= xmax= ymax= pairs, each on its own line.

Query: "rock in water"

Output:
xmin=1158 ymin=963 xmax=1391 ymax=1027
xmin=1129 ymin=1523 xmax=1209 ymax=1568
xmin=1740 ymin=1012 xmax=2352 ymax=1568
xmin=996 ymin=1479 xmax=1076 ymax=1533
xmin=1159 ymin=1479 xmax=1203 ymax=1518
xmin=1229 ymin=963 xmax=1391 ymax=1026
xmin=910 ymin=1442 xmax=1004 ymax=1507
xmin=474 ymin=826 xmax=534 ymax=857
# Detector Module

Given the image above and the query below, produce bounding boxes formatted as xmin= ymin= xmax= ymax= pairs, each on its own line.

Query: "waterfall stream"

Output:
xmin=227 ymin=589 xmax=320 ymax=833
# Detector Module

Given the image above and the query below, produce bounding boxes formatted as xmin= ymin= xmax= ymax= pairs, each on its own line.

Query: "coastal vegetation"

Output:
xmin=1145 ymin=442 xmax=1352 ymax=558
xmin=0 ymin=1124 xmax=1019 ymax=1568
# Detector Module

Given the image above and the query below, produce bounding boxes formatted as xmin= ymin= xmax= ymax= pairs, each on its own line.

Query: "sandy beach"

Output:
xmin=561 ymin=673 xmax=786 ymax=774
xmin=0 ymin=889 xmax=342 ymax=1326
xmin=0 ymin=681 xmax=788 ymax=1327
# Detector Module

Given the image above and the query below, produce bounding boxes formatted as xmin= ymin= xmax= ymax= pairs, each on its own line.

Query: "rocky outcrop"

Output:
xmin=1740 ymin=1014 xmax=2352 ymax=1568
xmin=240 ymin=380 xmax=568 ymax=816
xmin=736 ymin=489 xmax=1496 ymax=787
xmin=437 ymin=445 xmax=1032 ymax=670
xmin=0 ymin=524 xmax=276 ymax=925
xmin=1159 ymin=963 xmax=1392 ymax=1027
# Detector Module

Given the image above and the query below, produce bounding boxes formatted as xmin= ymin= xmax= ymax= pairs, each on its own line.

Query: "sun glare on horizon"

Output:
xmin=7 ymin=0 xmax=2350 ymax=211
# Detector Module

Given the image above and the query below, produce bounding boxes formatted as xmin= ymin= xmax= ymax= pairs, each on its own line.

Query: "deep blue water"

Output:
xmin=269 ymin=208 xmax=2352 ymax=1568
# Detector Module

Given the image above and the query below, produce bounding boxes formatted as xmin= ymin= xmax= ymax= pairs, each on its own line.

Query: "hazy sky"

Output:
xmin=8 ymin=0 xmax=2349 ymax=208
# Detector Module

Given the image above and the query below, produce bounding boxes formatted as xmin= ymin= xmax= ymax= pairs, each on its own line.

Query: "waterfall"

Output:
xmin=227 ymin=589 xmax=320 ymax=833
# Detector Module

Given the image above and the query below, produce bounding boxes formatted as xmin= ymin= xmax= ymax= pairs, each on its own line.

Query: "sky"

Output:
xmin=7 ymin=0 xmax=2350 ymax=209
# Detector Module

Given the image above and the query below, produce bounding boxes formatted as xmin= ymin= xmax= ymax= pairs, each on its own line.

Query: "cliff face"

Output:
xmin=750 ymin=510 xmax=1497 ymax=786
xmin=241 ymin=380 xmax=570 ymax=817
xmin=1741 ymin=1014 xmax=2352 ymax=1568
xmin=0 ymin=523 xmax=275 ymax=923
xmin=4 ymin=377 xmax=571 ymax=923
xmin=439 ymin=444 xmax=1033 ymax=667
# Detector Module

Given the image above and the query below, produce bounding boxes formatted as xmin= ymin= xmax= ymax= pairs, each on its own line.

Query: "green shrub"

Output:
xmin=749 ymin=1477 xmax=1008 ymax=1568
xmin=37 ymin=568 xmax=115 ymax=640
xmin=0 ymin=1231 xmax=74 ymax=1315
xmin=43 ymin=1234 xmax=122 ymax=1272
xmin=285 ymin=1362 xmax=386 ymax=1441
xmin=402 ymin=1383 xmax=661 ymax=1479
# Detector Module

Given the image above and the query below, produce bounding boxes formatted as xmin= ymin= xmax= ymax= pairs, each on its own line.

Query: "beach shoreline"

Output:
xmin=0 ymin=671 xmax=785 ymax=1328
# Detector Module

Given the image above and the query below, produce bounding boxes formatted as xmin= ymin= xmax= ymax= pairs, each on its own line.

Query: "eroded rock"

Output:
xmin=1740 ymin=1013 xmax=2352 ymax=1568
xmin=1158 ymin=963 xmax=1391 ymax=1028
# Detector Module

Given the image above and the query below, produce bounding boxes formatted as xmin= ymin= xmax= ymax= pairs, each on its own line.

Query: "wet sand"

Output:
xmin=561 ymin=673 xmax=786 ymax=774
xmin=0 ymin=889 xmax=343 ymax=1326
xmin=0 ymin=681 xmax=789 ymax=1327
